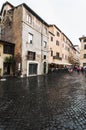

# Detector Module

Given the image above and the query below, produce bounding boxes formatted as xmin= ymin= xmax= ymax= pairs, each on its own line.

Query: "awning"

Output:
xmin=60 ymin=62 xmax=72 ymax=65
xmin=48 ymin=62 xmax=72 ymax=66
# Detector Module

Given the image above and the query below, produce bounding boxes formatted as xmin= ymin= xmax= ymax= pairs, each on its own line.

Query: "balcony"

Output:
xmin=53 ymin=56 xmax=62 ymax=60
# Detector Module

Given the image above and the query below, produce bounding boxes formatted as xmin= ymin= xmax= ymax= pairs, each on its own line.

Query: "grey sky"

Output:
xmin=0 ymin=0 xmax=86 ymax=46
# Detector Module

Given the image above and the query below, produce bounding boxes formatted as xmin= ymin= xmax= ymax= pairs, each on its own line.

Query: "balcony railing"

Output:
xmin=53 ymin=56 xmax=62 ymax=60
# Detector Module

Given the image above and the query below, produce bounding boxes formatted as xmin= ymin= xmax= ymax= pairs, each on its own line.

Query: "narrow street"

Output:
xmin=0 ymin=71 xmax=86 ymax=130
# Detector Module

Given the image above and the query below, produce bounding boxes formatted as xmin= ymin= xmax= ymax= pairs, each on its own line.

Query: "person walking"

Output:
xmin=77 ymin=66 xmax=80 ymax=74
xmin=84 ymin=66 xmax=86 ymax=77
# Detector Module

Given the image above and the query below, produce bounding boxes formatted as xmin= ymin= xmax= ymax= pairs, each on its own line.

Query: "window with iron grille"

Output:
xmin=3 ymin=44 xmax=14 ymax=54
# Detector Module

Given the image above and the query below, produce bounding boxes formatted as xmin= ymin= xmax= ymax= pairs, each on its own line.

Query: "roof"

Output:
xmin=0 ymin=2 xmax=49 ymax=27
xmin=0 ymin=1 xmax=14 ymax=15
xmin=15 ymin=3 xmax=49 ymax=27
xmin=49 ymin=31 xmax=55 ymax=36
xmin=49 ymin=24 xmax=62 ymax=33
xmin=22 ymin=3 xmax=49 ymax=27
xmin=79 ymin=36 xmax=86 ymax=41
xmin=49 ymin=24 xmax=74 ymax=47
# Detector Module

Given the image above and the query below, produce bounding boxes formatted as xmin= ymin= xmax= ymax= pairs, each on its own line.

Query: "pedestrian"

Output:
xmin=81 ymin=67 xmax=84 ymax=73
xmin=77 ymin=66 xmax=80 ymax=74
xmin=68 ymin=68 xmax=73 ymax=74
xmin=84 ymin=67 xmax=86 ymax=77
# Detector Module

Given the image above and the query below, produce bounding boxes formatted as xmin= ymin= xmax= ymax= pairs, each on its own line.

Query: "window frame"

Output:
xmin=51 ymin=36 xmax=53 ymax=41
xmin=27 ymin=51 xmax=36 ymax=60
xmin=84 ymin=44 xmax=86 ymax=49
xmin=44 ymin=41 xmax=47 ymax=48
xmin=84 ymin=54 xmax=86 ymax=58
xmin=3 ymin=44 xmax=14 ymax=55
xmin=26 ymin=14 xmax=32 ymax=24
xmin=57 ymin=31 xmax=60 ymax=37
xmin=51 ymin=50 xmax=53 ymax=57
xmin=28 ymin=33 xmax=33 ymax=44
xmin=56 ymin=40 xmax=59 ymax=46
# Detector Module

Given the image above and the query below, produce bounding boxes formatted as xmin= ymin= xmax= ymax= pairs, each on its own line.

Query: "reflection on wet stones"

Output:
xmin=0 ymin=72 xmax=86 ymax=129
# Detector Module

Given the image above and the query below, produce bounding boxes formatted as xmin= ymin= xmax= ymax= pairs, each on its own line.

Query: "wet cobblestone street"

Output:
xmin=0 ymin=71 xmax=86 ymax=130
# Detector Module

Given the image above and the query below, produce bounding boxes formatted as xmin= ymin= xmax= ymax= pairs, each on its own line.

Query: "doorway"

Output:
xmin=43 ymin=62 xmax=46 ymax=74
xmin=29 ymin=63 xmax=38 ymax=75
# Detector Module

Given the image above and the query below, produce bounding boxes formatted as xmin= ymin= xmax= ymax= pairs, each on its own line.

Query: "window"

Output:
xmin=65 ymin=45 xmax=69 ymax=51
xmin=44 ymin=55 xmax=46 ymax=59
xmin=28 ymin=33 xmax=33 ymax=44
xmin=3 ymin=44 xmax=14 ymax=54
xmin=51 ymin=50 xmax=53 ymax=56
xmin=44 ymin=27 xmax=47 ymax=34
xmin=84 ymin=44 xmax=86 ymax=49
xmin=27 ymin=14 xmax=32 ymax=24
xmin=65 ymin=55 xmax=67 ymax=59
xmin=56 ymin=40 xmax=59 ymax=46
xmin=84 ymin=39 xmax=86 ymax=42
xmin=62 ymin=43 xmax=64 ymax=48
xmin=57 ymin=31 xmax=60 ymax=37
xmin=65 ymin=45 xmax=67 ymax=50
xmin=1 ymin=28 xmax=5 ymax=35
xmin=83 ymin=63 xmax=86 ymax=66
xmin=3 ymin=10 xmax=6 ymax=16
xmin=51 ymin=36 xmax=53 ymax=41
xmin=84 ymin=54 xmax=86 ymax=58
xmin=68 ymin=48 xmax=70 ymax=51
xmin=56 ymin=52 xmax=59 ymax=58
xmin=62 ymin=54 xmax=64 ymax=59
xmin=44 ymin=41 xmax=47 ymax=48
xmin=27 ymin=51 xmax=36 ymax=60
xmin=63 ymin=36 xmax=65 ymax=41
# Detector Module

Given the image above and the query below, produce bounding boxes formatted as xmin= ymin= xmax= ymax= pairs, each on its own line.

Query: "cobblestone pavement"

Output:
xmin=0 ymin=71 xmax=86 ymax=130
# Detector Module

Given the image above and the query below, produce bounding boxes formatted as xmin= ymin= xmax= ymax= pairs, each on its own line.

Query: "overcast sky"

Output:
xmin=0 ymin=0 xmax=86 ymax=46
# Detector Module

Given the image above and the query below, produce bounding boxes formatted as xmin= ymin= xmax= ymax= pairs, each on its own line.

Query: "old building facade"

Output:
xmin=0 ymin=40 xmax=15 ymax=76
xmin=48 ymin=25 xmax=62 ymax=69
xmin=62 ymin=33 xmax=73 ymax=66
xmin=0 ymin=2 xmax=80 ymax=76
xmin=79 ymin=36 xmax=86 ymax=67
xmin=48 ymin=24 xmax=80 ymax=70
xmin=0 ymin=2 xmax=49 ymax=76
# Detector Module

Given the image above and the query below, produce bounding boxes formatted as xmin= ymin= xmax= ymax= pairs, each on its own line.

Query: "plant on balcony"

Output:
xmin=4 ymin=56 xmax=15 ymax=63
